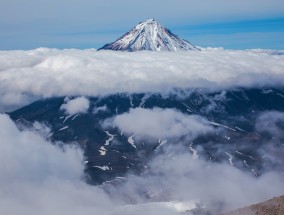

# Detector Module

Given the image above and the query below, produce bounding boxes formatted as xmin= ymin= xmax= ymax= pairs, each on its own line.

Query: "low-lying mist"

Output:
xmin=1 ymin=109 xmax=284 ymax=214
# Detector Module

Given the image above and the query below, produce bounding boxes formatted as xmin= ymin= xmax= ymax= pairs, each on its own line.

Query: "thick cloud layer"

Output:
xmin=1 ymin=48 xmax=284 ymax=112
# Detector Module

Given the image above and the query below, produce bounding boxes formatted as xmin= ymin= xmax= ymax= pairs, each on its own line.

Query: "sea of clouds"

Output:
xmin=0 ymin=48 xmax=284 ymax=112
xmin=1 ymin=48 xmax=284 ymax=214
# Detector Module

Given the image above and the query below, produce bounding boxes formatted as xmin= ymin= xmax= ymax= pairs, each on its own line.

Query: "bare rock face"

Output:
xmin=98 ymin=19 xmax=199 ymax=52
xmin=221 ymin=196 xmax=284 ymax=215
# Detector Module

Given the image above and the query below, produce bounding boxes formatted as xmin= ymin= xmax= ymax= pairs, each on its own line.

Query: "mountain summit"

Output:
xmin=98 ymin=19 xmax=199 ymax=52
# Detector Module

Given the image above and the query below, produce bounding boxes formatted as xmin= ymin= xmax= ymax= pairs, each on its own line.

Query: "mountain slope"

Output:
xmin=221 ymin=195 xmax=284 ymax=215
xmin=9 ymin=88 xmax=284 ymax=185
xmin=98 ymin=19 xmax=199 ymax=52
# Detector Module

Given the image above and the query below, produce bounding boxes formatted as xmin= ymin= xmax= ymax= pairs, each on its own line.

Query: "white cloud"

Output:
xmin=0 ymin=48 xmax=284 ymax=112
xmin=107 ymin=108 xmax=213 ymax=139
xmin=60 ymin=96 xmax=90 ymax=115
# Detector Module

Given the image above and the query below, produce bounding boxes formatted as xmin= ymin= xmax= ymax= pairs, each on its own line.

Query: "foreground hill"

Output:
xmin=222 ymin=195 xmax=284 ymax=215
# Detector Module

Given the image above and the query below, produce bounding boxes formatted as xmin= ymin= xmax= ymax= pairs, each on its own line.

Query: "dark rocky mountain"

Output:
xmin=98 ymin=19 xmax=199 ymax=51
xmin=9 ymin=88 xmax=284 ymax=185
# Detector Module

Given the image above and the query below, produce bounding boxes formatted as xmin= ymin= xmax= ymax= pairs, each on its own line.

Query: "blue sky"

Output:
xmin=175 ymin=18 xmax=284 ymax=49
xmin=0 ymin=0 xmax=284 ymax=50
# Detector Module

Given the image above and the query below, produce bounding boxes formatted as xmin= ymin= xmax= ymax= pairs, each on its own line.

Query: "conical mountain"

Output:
xmin=98 ymin=19 xmax=199 ymax=52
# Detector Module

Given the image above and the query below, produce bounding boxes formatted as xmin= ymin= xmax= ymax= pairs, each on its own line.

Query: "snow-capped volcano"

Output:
xmin=98 ymin=19 xmax=199 ymax=51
